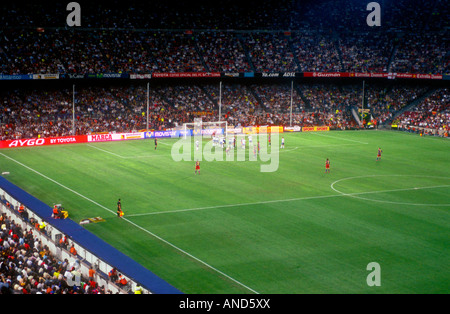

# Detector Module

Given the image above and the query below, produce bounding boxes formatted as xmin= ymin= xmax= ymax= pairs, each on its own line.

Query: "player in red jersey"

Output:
xmin=195 ymin=160 xmax=200 ymax=175
xmin=325 ymin=158 xmax=330 ymax=173
xmin=376 ymin=147 xmax=382 ymax=161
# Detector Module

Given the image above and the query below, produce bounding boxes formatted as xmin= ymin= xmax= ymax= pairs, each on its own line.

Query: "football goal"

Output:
xmin=182 ymin=118 xmax=228 ymax=140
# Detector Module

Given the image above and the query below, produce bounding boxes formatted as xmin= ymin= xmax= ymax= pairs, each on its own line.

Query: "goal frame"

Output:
xmin=182 ymin=120 xmax=228 ymax=140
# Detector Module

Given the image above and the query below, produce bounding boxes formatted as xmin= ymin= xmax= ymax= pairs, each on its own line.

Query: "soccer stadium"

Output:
xmin=0 ymin=0 xmax=448 ymax=297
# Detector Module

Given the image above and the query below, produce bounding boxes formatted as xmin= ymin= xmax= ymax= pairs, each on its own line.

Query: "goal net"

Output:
xmin=183 ymin=119 xmax=227 ymax=140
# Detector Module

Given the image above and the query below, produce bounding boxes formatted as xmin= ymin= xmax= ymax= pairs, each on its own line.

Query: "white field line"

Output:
xmin=330 ymin=174 xmax=450 ymax=206
xmin=274 ymin=146 xmax=299 ymax=152
xmin=0 ymin=152 xmax=259 ymax=294
xmin=309 ymin=132 xmax=369 ymax=144
xmin=128 ymin=183 xmax=450 ymax=218
xmin=87 ymin=144 xmax=126 ymax=158
xmin=87 ymin=144 xmax=162 ymax=159
xmin=282 ymin=143 xmax=363 ymax=150
xmin=0 ymin=152 xmax=116 ymax=216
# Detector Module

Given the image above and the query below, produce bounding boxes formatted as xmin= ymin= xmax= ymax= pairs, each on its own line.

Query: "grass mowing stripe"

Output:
xmin=1 ymin=131 xmax=449 ymax=293
xmin=0 ymin=151 xmax=116 ymax=216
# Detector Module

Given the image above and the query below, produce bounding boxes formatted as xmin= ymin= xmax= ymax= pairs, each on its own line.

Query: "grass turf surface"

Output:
xmin=0 ymin=130 xmax=449 ymax=294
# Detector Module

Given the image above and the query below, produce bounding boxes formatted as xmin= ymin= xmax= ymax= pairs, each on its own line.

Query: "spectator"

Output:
xmin=88 ymin=266 xmax=96 ymax=281
xmin=116 ymin=274 xmax=128 ymax=288
xmin=0 ymin=211 xmax=125 ymax=294
xmin=69 ymin=244 xmax=77 ymax=256
xmin=108 ymin=267 xmax=118 ymax=283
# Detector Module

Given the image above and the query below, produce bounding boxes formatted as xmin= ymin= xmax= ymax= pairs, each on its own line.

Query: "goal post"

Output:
xmin=182 ymin=119 xmax=228 ymax=140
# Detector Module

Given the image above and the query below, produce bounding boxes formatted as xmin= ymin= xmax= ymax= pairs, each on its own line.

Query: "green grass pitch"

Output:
xmin=0 ymin=130 xmax=449 ymax=294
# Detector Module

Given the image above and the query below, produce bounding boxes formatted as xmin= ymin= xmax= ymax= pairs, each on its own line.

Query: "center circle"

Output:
xmin=330 ymin=175 xmax=450 ymax=206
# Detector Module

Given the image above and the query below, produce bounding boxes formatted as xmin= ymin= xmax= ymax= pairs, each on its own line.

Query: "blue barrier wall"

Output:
xmin=0 ymin=176 xmax=182 ymax=294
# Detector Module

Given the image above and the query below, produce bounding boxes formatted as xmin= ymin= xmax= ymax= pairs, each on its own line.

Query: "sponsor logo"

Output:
xmin=284 ymin=126 xmax=301 ymax=132
xmin=302 ymin=126 xmax=330 ymax=132
xmin=152 ymin=72 xmax=221 ymax=78
xmin=315 ymin=72 xmax=342 ymax=77
xmin=32 ymin=74 xmax=60 ymax=80
xmin=416 ymin=74 xmax=443 ymax=80
xmin=49 ymin=137 xmax=77 ymax=144
xmin=130 ymin=74 xmax=152 ymax=79
xmin=8 ymin=139 xmax=45 ymax=147
xmin=89 ymin=134 xmax=113 ymax=142
xmin=262 ymin=73 xmax=280 ymax=77
xmin=224 ymin=73 xmax=240 ymax=77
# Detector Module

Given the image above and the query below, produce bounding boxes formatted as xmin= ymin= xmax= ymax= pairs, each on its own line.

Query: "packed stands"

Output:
xmin=0 ymin=1 xmax=448 ymax=75
xmin=1 ymin=0 xmax=449 ymax=295
xmin=0 ymin=208 xmax=111 ymax=294
xmin=2 ymin=82 xmax=447 ymax=141
xmin=394 ymin=88 xmax=449 ymax=134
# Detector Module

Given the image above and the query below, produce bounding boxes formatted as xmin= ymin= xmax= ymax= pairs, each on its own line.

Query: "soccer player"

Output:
xmin=325 ymin=158 xmax=330 ymax=173
xmin=268 ymin=134 xmax=271 ymax=146
xmin=376 ymin=147 xmax=383 ymax=161
xmin=154 ymin=138 xmax=158 ymax=150
xmin=117 ymin=199 xmax=124 ymax=217
xmin=281 ymin=137 xmax=285 ymax=149
xmin=195 ymin=160 xmax=200 ymax=175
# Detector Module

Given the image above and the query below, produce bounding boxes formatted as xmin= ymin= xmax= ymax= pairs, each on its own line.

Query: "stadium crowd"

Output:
xmin=0 ymin=210 xmax=106 ymax=294
xmin=2 ymin=82 xmax=446 ymax=141
xmin=197 ymin=32 xmax=252 ymax=73
xmin=395 ymin=88 xmax=449 ymax=132
xmin=2 ymin=29 xmax=446 ymax=76
xmin=0 ymin=0 xmax=448 ymax=75
xmin=291 ymin=32 xmax=342 ymax=73
xmin=338 ymin=32 xmax=394 ymax=73
xmin=0 ymin=202 xmax=136 ymax=294
xmin=365 ymin=84 xmax=430 ymax=125
xmin=0 ymin=0 xmax=448 ymax=140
